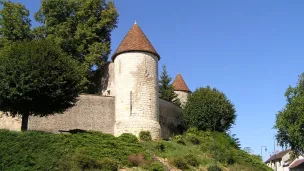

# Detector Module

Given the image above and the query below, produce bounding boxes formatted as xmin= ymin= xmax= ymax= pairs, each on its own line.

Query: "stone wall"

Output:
xmin=114 ymin=52 xmax=161 ymax=139
xmin=174 ymin=91 xmax=189 ymax=108
xmin=0 ymin=112 xmax=21 ymax=131
xmin=0 ymin=95 xmax=183 ymax=139
xmin=28 ymin=95 xmax=115 ymax=134
xmin=159 ymin=99 xmax=183 ymax=139
xmin=100 ymin=62 xmax=115 ymax=96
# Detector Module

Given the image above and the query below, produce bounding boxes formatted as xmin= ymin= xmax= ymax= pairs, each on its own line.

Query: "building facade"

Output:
xmin=265 ymin=149 xmax=304 ymax=171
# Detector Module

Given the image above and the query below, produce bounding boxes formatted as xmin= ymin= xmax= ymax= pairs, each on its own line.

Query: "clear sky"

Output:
xmin=12 ymin=0 xmax=304 ymax=161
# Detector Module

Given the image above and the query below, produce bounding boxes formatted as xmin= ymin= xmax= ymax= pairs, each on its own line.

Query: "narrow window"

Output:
xmin=130 ymin=91 xmax=132 ymax=115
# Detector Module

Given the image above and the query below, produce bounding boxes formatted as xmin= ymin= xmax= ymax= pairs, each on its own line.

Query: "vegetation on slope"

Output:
xmin=0 ymin=129 xmax=270 ymax=171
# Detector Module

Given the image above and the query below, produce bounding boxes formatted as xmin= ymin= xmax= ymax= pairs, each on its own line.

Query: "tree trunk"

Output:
xmin=21 ymin=113 xmax=29 ymax=131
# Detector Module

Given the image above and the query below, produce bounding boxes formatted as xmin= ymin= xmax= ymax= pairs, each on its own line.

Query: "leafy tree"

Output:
xmin=0 ymin=1 xmax=31 ymax=41
xmin=183 ymin=86 xmax=236 ymax=132
xmin=275 ymin=73 xmax=304 ymax=155
xmin=34 ymin=0 xmax=119 ymax=93
xmin=159 ymin=65 xmax=181 ymax=107
xmin=0 ymin=40 xmax=85 ymax=131
xmin=243 ymin=147 xmax=253 ymax=154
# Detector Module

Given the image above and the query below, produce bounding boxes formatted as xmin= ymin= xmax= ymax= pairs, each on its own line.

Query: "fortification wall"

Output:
xmin=28 ymin=95 xmax=115 ymax=134
xmin=174 ymin=91 xmax=189 ymax=107
xmin=159 ymin=99 xmax=183 ymax=139
xmin=0 ymin=112 xmax=21 ymax=131
xmin=0 ymin=95 xmax=183 ymax=139
xmin=100 ymin=62 xmax=115 ymax=96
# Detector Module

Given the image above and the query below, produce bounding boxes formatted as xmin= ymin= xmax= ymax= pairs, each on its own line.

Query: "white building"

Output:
xmin=265 ymin=149 xmax=304 ymax=171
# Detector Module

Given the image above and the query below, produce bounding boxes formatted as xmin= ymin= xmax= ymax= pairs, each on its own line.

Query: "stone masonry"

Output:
xmin=114 ymin=52 xmax=161 ymax=139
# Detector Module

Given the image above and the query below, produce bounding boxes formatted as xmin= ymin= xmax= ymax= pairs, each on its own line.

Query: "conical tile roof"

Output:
xmin=112 ymin=23 xmax=160 ymax=61
xmin=172 ymin=73 xmax=191 ymax=92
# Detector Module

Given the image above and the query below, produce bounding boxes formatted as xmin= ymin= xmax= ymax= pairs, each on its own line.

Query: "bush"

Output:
xmin=173 ymin=135 xmax=185 ymax=145
xmin=59 ymin=154 xmax=119 ymax=171
xmin=99 ymin=158 xmax=119 ymax=171
xmin=171 ymin=157 xmax=189 ymax=170
xmin=145 ymin=162 xmax=166 ymax=171
xmin=156 ymin=142 xmax=166 ymax=152
xmin=185 ymin=154 xmax=199 ymax=167
xmin=77 ymin=155 xmax=102 ymax=170
xmin=186 ymin=127 xmax=202 ymax=135
xmin=188 ymin=135 xmax=200 ymax=145
xmin=207 ymin=165 xmax=222 ymax=171
xmin=118 ymin=133 xmax=138 ymax=143
xmin=128 ymin=153 xmax=146 ymax=166
xmin=139 ymin=131 xmax=152 ymax=141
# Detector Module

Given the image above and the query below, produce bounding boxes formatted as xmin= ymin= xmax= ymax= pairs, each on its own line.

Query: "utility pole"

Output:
xmin=274 ymin=135 xmax=277 ymax=171
xmin=213 ymin=117 xmax=217 ymax=171
xmin=261 ymin=146 xmax=267 ymax=161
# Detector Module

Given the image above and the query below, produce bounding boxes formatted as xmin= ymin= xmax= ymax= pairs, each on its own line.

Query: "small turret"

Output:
xmin=172 ymin=73 xmax=191 ymax=107
xmin=112 ymin=23 xmax=161 ymax=139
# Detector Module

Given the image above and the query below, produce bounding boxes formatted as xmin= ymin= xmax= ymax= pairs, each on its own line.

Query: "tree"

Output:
xmin=0 ymin=40 xmax=85 ymax=131
xmin=0 ymin=1 xmax=31 ymax=42
xmin=243 ymin=147 xmax=253 ymax=154
xmin=159 ymin=65 xmax=181 ymax=107
xmin=183 ymin=86 xmax=236 ymax=132
xmin=275 ymin=73 xmax=304 ymax=155
xmin=34 ymin=0 xmax=119 ymax=93
xmin=228 ymin=133 xmax=241 ymax=149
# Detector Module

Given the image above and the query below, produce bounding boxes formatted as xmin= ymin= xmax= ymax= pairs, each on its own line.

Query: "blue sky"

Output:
xmin=13 ymin=0 xmax=304 ymax=160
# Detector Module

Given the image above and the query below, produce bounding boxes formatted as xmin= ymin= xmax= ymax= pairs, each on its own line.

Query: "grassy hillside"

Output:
xmin=0 ymin=129 xmax=271 ymax=171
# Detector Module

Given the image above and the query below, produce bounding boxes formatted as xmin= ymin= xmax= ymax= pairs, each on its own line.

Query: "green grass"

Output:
xmin=0 ymin=129 xmax=271 ymax=171
xmin=141 ymin=128 xmax=272 ymax=171
xmin=0 ymin=130 xmax=145 ymax=171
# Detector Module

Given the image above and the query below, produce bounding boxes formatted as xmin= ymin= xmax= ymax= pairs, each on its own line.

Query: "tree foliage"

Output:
xmin=0 ymin=1 xmax=31 ymax=42
xmin=275 ymin=73 xmax=304 ymax=155
xmin=183 ymin=86 xmax=236 ymax=132
xmin=159 ymin=65 xmax=181 ymax=107
xmin=0 ymin=40 xmax=85 ymax=131
xmin=34 ymin=0 xmax=119 ymax=93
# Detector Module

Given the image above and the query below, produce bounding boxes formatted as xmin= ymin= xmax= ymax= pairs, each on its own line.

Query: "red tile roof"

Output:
xmin=172 ymin=73 xmax=191 ymax=92
xmin=265 ymin=149 xmax=291 ymax=163
xmin=290 ymin=159 xmax=304 ymax=169
xmin=112 ymin=23 xmax=160 ymax=61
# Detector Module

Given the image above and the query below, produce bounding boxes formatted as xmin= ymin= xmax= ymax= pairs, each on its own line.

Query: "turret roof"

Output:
xmin=112 ymin=23 xmax=160 ymax=61
xmin=172 ymin=73 xmax=191 ymax=92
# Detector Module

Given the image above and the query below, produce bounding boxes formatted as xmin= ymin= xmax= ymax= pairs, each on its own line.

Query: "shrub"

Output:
xmin=188 ymin=135 xmax=200 ymax=145
xmin=171 ymin=157 xmax=189 ymax=170
xmin=128 ymin=153 xmax=146 ymax=166
xmin=145 ymin=162 xmax=166 ymax=171
xmin=156 ymin=142 xmax=166 ymax=152
xmin=185 ymin=154 xmax=199 ymax=167
xmin=173 ymin=135 xmax=185 ymax=145
xmin=186 ymin=127 xmax=201 ymax=135
xmin=207 ymin=165 xmax=222 ymax=171
xmin=201 ymin=142 xmax=213 ymax=152
xmin=77 ymin=155 xmax=102 ymax=170
xmin=139 ymin=131 xmax=152 ymax=141
xmin=118 ymin=133 xmax=138 ymax=143
xmin=99 ymin=158 xmax=119 ymax=171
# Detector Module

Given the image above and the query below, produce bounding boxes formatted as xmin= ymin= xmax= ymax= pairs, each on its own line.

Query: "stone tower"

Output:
xmin=112 ymin=23 xmax=161 ymax=139
xmin=172 ymin=73 xmax=191 ymax=107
